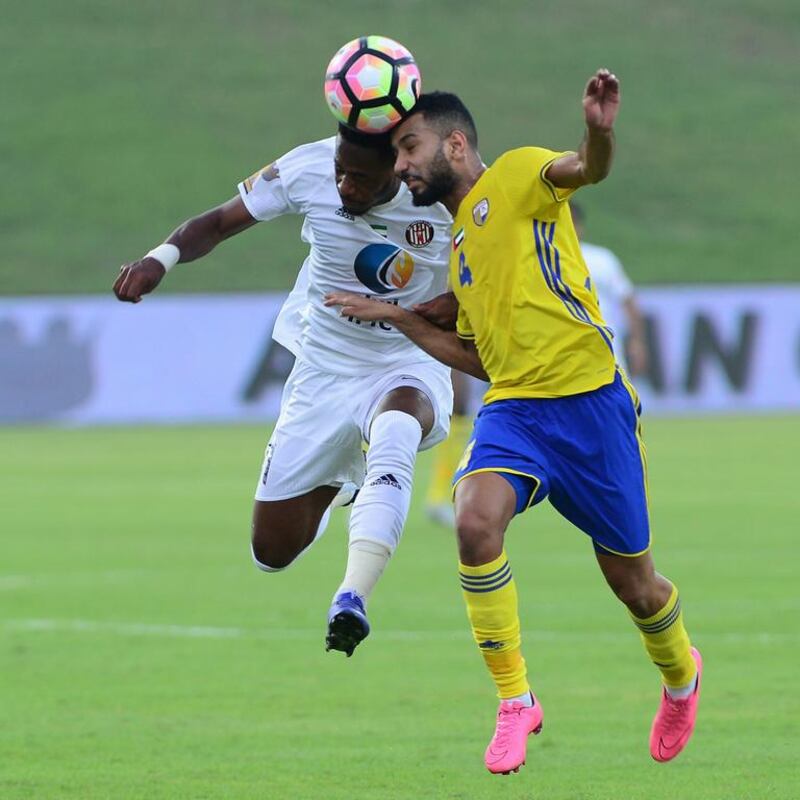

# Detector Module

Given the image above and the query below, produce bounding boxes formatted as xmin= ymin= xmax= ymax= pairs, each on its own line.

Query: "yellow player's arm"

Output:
xmin=546 ymin=68 xmax=620 ymax=189
xmin=323 ymin=292 xmax=489 ymax=381
xmin=114 ymin=196 xmax=258 ymax=303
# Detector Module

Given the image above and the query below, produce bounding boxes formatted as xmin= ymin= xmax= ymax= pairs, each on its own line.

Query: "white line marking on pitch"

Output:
xmin=2 ymin=618 xmax=796 ymax=645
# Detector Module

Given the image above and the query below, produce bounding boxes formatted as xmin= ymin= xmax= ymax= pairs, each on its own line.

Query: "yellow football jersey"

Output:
xmin=452 ymin=147 xmax=617 ymax=402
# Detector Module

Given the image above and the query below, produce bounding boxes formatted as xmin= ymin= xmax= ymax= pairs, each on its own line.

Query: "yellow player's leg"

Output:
xmin=460 ymin=550 xmax=529 ymax=698
xmin=597 ymin=551 xmax=701 ymax=762
xmin=455 ymin=472 xmax=543 ymax=774
xmin=630 ymin=583 xmax=696 ymax=689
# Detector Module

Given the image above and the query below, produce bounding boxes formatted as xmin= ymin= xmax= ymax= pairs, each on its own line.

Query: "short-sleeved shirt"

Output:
xmin=451 ymin=147 xmax=617 ymax=401
xmin=238 ymin=137 xmax=452 ymax=376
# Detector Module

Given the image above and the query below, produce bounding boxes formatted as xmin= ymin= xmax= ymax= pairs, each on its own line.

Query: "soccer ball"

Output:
xmin=324 ymin=35 xmax=421 ymax=134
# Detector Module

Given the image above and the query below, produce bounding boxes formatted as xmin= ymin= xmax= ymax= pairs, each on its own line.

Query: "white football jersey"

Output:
xmin=238 ymin=137 xmax=453 ymax=376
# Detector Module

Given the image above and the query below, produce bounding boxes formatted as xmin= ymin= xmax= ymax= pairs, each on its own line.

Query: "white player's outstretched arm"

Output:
xmin=113 ymin=196 xmax=257 ymax=303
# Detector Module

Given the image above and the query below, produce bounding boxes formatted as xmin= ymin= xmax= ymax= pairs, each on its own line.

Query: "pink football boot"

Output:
xmin=650 ymin=647 xmax=703 ymax=762
xmin=484 ymin=694 xmax=543 ymax=774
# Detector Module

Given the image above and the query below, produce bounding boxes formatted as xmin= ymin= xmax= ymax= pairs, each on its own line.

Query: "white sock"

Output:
xmin=665 ymin=673 xmax=698 ymax=700
xmin=504 ymin=691 xmax=534 ymax=707
xmin=337 ymin=540 xmax=392 ymax=601
xmin=335 ymin=410 xmax=422 ymax=602
xmin=315 ymin=507 xmax=332 ymax=542
xmin=332 ymin=481 xmax=359 ymax=509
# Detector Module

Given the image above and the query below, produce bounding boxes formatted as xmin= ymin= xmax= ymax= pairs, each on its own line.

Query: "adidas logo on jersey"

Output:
xmin=335 ymin=206 xmax=355 ymax=221
xmin=368 ymin=473 xmax=401 ymax=489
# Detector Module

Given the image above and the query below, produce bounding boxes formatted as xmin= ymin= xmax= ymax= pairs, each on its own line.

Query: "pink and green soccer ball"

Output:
xmin=324 ymin=35 xmax=421 ymax=134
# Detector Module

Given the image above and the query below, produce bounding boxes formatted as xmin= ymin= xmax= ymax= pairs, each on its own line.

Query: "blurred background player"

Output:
xmin=571 ymin=201 xmax=648 ymax=376
xmin=113 ymin=123 xmax=454 ymax=658
xmin=425 ymin=369 xmax=473 ymax=527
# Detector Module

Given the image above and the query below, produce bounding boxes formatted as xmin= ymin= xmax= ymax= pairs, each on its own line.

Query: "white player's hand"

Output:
xmin=113 ymin=258 xmax=166 ymax=303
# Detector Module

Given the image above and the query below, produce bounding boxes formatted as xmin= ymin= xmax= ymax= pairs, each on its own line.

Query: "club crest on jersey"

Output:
xmin=354 ymin=243 xmax=415 ymax=294
xmin=472 ymin=198 xmax=489 ymax=226
xmin=405 ymin=220 xmax=434 ymax=248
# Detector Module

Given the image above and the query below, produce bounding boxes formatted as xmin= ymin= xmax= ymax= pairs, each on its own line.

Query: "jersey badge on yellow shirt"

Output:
xmin=472 ymin=198 xmax=489 ymax=226
xmin=452 ymin=227 xmax=465 ymax=250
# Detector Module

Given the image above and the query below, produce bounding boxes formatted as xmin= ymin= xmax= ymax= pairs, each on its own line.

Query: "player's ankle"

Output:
xmin=664 ymin=673 xmax=697 ymax=700
xmin=502 ymin=690 xmax=534 ymax=707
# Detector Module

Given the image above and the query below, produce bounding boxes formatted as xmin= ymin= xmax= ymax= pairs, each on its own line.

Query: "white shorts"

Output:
xmin=254 ymin=358 xmax=453 ymax=501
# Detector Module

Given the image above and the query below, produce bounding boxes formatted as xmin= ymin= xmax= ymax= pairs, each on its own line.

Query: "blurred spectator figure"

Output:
xmin=426 ymin=369 xmax=472 ymax=527
xmin=571 ymin=203 xmax=648 ymax=376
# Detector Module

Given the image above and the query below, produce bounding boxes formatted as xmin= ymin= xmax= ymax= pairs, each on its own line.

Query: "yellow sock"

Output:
xmin=459 ymin=551 xmax=529 ymax=699
xmin=428 ymin=414 xmax=471 ymax=505
xmin=631 ymin=584 xmax=696 ymax=688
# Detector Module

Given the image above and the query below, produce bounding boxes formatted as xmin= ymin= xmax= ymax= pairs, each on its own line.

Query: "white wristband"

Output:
xmin=145 ymin=243 xmax=181 ymax=273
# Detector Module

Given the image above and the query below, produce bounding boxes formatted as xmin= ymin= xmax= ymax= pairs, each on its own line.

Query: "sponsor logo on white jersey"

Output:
xmin=354 ymin=243 xmax=415 ymax=294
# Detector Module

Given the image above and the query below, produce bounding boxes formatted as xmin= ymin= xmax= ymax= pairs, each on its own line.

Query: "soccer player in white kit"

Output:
xmin=113 ymin=124 xmax=454 ymax=656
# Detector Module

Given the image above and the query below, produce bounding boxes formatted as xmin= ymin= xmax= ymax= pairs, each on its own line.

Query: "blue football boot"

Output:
xmin=325 ymin=591 xmax=370 ymax=657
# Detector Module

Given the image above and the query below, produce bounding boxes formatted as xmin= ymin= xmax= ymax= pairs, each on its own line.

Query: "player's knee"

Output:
xmin=367 ymin=410 xmax=422 ymax=475
xmin=250 ymin=524 xmax=305 ymax=572
xmin=607 ymin=572 xmax=661 ymax=617
xmin=455 ymin=506 xmax=504 ymax=564
xmin=250 ymin=539 xmax=296 ymax=572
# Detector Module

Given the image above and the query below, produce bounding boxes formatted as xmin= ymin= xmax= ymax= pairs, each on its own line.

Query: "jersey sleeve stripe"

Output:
xmin=539 ymin=153 xmax=576 ymax=204
xmin=547 ymin=222 xmax=614 ymax=351
xmin=533 ymin=221 xmax=614 ymax=353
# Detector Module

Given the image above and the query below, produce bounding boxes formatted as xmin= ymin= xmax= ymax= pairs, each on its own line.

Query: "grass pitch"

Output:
xmin=1 ymin=417 xmax=798 ymax=799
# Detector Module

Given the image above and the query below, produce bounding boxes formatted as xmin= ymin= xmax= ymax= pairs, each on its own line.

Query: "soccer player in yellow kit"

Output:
xmin=326 ymin=69 xmax=701 ymax=775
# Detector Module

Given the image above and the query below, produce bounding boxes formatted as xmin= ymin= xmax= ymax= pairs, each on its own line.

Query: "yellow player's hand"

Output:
xmin=583 ymin=68 xmax=620 ymax=132
xmin=323 ymin=292 xmax=402 ymax=323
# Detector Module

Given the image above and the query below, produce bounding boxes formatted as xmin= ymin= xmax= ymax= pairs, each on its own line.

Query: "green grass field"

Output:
xmin=1 ymin=418 xmax=798 ymax=799
xmin=4 ymin=0 xmax=799 ymax=294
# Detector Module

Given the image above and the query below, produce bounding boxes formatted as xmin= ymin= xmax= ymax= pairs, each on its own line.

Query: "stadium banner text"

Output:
xmin=1 ymin=285 xmax=798 ymax=425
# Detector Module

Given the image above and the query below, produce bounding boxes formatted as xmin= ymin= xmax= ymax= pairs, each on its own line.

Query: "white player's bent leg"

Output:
xmin=336 ymin=410 xmax=422 ymax=599
xmin=251 ymin=506 xmax=332 ymax=572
